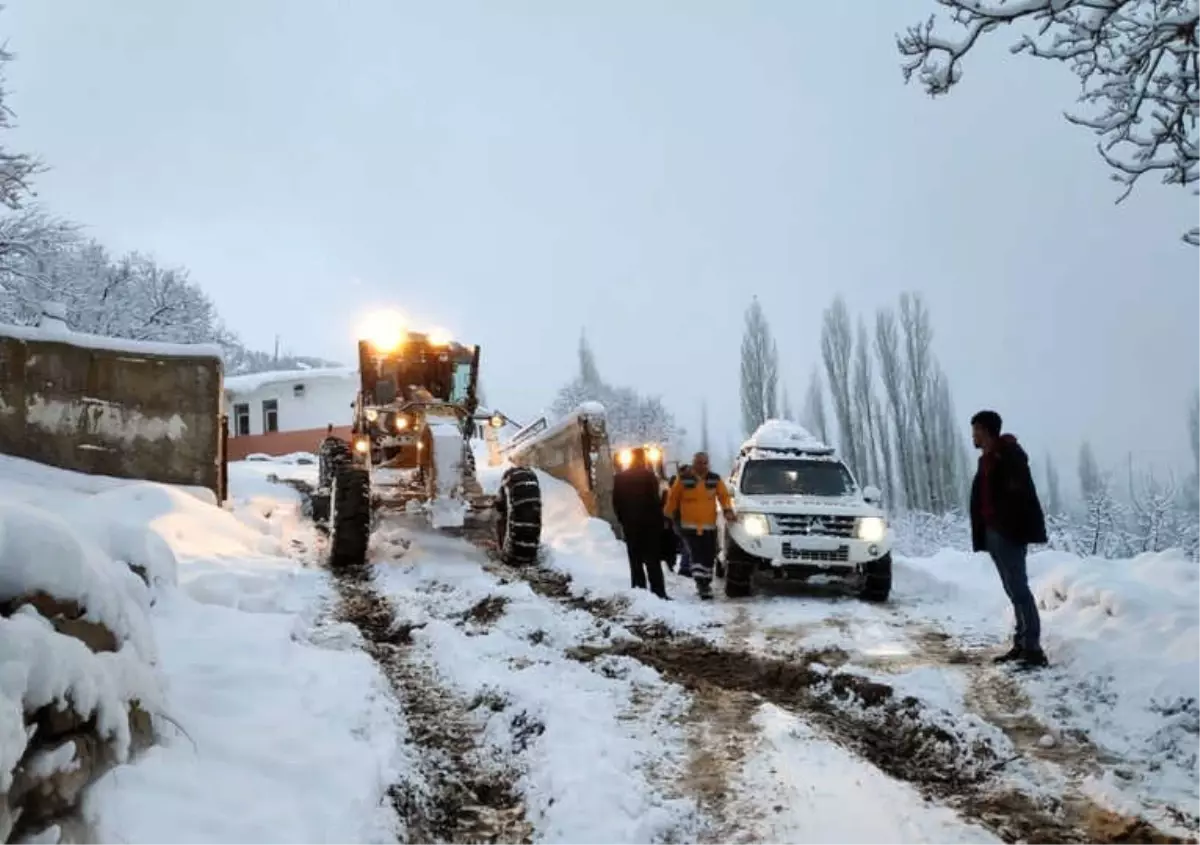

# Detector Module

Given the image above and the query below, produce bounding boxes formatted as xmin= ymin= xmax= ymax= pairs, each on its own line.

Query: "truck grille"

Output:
xmin=774 ymin=514 xmax=857 ymax=539
xmin=782 ymin=542 xmax=850 ymax=563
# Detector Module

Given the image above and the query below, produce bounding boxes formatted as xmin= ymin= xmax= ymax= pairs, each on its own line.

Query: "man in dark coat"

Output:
xmin=969 ymin=410 xmax=1049 ymax=669
xmin=613 ymin=449 xmax=669 ymax=599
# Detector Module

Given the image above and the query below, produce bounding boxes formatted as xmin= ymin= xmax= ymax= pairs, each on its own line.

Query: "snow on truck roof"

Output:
xmin=740 ymin=420 xmax=835 ymax=456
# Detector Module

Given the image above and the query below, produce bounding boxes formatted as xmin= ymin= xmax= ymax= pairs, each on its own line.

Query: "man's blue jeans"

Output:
xmin=985 ymin=528 xmax=1042 ymax=652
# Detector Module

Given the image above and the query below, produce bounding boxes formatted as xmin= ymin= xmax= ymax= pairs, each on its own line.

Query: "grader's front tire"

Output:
xmin=498 ymin=467 xmax=541 ymax=566
xmin=328 ymin=467 xmax=371 ymax=570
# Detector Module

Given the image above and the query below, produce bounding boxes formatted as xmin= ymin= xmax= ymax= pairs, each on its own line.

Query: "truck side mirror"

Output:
xmin=862 ymin=485 xmax=882 ymax=505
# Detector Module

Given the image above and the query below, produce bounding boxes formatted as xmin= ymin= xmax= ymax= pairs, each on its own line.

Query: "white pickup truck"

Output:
xmin=721 ymin=420 xmax=892 ymax=601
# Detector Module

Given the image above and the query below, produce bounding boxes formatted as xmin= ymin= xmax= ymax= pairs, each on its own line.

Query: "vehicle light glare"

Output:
xmin=617 ymin=448 xmax=633 ymax=468
xmin=395 ymin=415 xmax=409 ymax=431
xmin=857 ymin=516 xmax=887 ymax=542
xmin=428 ymin=326 xmax=453 ymax=346
xmin=353 ymin=438 xmax=370 ymax=454
xmin=365 ymin=408 xmax=379 ymax=422
xmin=646 ymin=445 xmax=662 ymax=464
xmin=358 ymin=309 xmax=407 ymax=352
xmin=741 ymin=513 xmax=770 ymax=537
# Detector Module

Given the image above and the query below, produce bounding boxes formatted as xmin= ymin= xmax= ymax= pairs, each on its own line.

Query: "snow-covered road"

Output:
xmin=2 ymin=453 xmax=1195 ymax=844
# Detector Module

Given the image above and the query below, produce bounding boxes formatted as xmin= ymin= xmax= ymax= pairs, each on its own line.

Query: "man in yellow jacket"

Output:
xmin=663 ymin=451 xmax=736 ymax=600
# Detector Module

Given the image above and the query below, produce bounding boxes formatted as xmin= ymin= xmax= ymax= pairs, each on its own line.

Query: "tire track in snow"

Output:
xmin=329 ymin=561 xmax=533 ymax=844
xmin=456 ymin=529 xmax=1190 ymax=845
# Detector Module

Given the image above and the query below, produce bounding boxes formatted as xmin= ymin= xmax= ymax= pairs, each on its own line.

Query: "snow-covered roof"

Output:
xmin=740 ymin=420 xmax=834 ymax=455
xmin=224 ymin=366 xmax=358 ymax=394
xmin=0 ymin=321 xmax=224 ymax=361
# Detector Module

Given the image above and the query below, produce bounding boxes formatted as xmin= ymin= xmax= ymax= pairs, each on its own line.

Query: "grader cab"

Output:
xmin=313 ymin=320 xmax=542 ymax=570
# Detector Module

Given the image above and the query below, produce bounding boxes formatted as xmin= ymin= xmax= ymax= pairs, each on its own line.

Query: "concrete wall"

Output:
xmin=227 ymin=425 xmax=353 ymax=461
xmin=507 ymin=410 xmax=618 ymax=531
xmin=224 ymin=368 xmax=358 ymax=436
xmin=0 ymin=331 xmax=223 ymax=496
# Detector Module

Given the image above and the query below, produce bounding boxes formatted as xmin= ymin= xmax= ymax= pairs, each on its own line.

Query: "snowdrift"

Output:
xmin=0 ymin=460 xmax=169 ymax=842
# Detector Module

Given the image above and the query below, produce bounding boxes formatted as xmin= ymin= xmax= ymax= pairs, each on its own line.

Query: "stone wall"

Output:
xmin=507 ymin=409 xmax=618 ymax=530
xmin=0 ymin=328 xmax=224 ymax=498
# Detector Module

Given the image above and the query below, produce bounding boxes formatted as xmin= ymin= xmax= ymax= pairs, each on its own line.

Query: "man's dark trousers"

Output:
xmin=625 ymin=529 xmax=667 ymax=598
xmin=682 ymin=528 xmax=718 ymax=585
xmin=986 ymin=528 xmax=1041 ymax=651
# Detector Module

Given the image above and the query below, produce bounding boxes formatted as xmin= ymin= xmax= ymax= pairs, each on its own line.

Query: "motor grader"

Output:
xmin=312 ymin=325 xmax=542 ymax=569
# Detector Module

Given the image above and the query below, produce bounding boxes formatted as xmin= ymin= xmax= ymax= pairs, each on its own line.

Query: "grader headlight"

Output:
xmin=358 ymin=309 xmax=408 ymax=353
xmin=616 ymin=448 xmax=634 ymax=469
xmin=353 ymin=437 xmax=370 ymax=454
xmin=395 ymin=415 xmax=410 ymax=431
xmin=489 ymin=413 xmax=505 ymax=429
xmin=365 ymin=408 xmax=379 ymax=423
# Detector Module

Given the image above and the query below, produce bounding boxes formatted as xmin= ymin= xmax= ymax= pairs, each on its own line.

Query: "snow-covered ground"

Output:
xmin=1 ymin=450 xmax=1194 ymax=843
xmin=0 ymin=454 xmax=402 ymax=843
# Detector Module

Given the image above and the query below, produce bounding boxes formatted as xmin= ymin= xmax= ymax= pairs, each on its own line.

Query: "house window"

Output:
xmin=293 ymin=383 xmax=305 ymax=398
xmin=262 ymin=399 xmax=279 ymax=433
xmin=233 ymin=403 xmax=250 ymax=436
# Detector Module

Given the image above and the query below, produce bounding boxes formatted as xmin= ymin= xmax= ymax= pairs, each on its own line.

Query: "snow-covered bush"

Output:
xmin=0 ymin=500 xmax=163 ymax=842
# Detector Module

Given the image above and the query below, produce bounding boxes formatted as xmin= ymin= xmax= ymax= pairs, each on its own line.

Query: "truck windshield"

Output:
xmin=740 ymin=459 xmax=855 ymax=497
xmin=450 ymin=363 xmax=472 ymax=403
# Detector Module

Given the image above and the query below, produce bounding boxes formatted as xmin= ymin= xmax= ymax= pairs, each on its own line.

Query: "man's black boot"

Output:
xmin=1015 ymin=648 xmax=1049 ymax=670
xmin=992 ymin=645 xmax=1023 ymax=664
xmin=696 ymin=579 xmax=713 ymax=600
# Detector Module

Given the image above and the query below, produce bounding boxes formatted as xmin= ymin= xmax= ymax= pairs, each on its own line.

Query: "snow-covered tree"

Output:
xmin=1128 ymin=462 xmax=1181 ymax=553
xmin=801 ymin=365 xmax=830 ymax=443
xmin=852 ymin=317 xmax=881 ymax=487
xmin=551 ymin=331 xmax=681 ymax=447
xmin=781 ymin=385 xmax=795 ymax=422
xmin=821 ymin=296 xmax=861 ymax=478
xmin=898 ymin=0 xmax=1199 ymax=246
xmin=739 ymin=297 xmax=779 ymax=435
xmin=900 ymin=292 xmax=939 ymax=511
xmin=875 ymin=306 xmax=915 ymax=509
xmin=1044 ymin=452 xmax=1064 ymax=515
xmin=1078 ymin=441 xmax=1122 ymax=555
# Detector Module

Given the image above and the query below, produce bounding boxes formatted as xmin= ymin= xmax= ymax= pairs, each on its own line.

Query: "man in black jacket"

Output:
xmin=613 ymin=449 xmax=669 ymax=599
xmin=969 ymin=410 xmax=1049 ymax=669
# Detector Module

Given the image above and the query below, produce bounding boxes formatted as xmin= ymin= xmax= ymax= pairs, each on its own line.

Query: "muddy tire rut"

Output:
xmin=330 ymin=564 xmax=533 ymax=844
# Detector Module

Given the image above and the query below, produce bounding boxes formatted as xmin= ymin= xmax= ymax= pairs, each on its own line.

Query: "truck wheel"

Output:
xmin=311 ymin=491 xmax=331 ymax=524
xmin=724 ymin=560 xmax=754 ymax=598
xmin=858 ymin=553 xmax=892 ymax=602
xmin=499 ymin=467 xmax=541 ymax=565
xmin=328 ymin=467 xmax=371 ymax=570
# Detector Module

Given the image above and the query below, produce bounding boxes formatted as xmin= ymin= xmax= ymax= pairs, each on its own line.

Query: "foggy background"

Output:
xmin=5 ymin=0 xmax=1196 ymax=488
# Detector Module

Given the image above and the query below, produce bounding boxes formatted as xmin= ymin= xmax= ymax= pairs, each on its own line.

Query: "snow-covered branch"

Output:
xmin=899 ymin=0 xmax=1199 ymax=245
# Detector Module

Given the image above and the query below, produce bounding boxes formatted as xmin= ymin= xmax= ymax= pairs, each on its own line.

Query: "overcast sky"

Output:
xmin=5 ymin=0 xmax=1197 ymax=490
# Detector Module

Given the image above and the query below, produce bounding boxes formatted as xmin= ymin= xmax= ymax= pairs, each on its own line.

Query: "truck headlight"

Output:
xmin=740 ymin=513 xmax=770 ymax=537
xmin=353 ymin=437 xmax=370 ymax=454
xmin=857 ymin=517 xmax=887 ymax=542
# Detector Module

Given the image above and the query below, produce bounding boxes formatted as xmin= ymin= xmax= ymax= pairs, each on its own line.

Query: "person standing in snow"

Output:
xmin=613 ymin=449 xmax=670 ymax=600
xmin=969 ymin=410 xmax=1050 ymax=670
xmin=663 ymin=452 xmax=735 ymax=600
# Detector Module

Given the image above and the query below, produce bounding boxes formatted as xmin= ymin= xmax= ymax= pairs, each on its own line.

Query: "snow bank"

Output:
xmin=1 ymin=452 xmax=402 ymax=842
